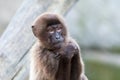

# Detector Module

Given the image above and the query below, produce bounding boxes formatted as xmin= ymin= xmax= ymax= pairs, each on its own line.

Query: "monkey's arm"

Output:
xmin=70 ymin=48 xmax=82 ymax=80
xmin=70 ymin=46 xmax=88 ymax=80
xmin=55 ymin=56 xmax=71 ymax=80
xmin=61 ymin=42 xmax=82 ymax=80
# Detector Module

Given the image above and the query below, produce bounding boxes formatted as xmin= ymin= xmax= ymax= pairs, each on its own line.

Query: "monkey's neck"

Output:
xmin=44 ymin=47 xmax=60 ymax=53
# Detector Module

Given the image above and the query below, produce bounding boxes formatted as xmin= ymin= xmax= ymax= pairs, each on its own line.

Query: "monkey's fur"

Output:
xmin=30 ymin=13 xmax=88 ymax=80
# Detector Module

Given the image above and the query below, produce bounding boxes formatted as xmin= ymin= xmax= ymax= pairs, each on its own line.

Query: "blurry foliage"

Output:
xmin=66 ymin=0 xmax=120 ymax=50
xmin=109 ymin=46 xmax=120 ymax=53
xmin=85 ymin=60 xmax=120 ymax=80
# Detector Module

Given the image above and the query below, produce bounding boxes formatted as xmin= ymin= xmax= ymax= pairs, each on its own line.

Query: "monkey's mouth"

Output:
xmin=53 ymin=38 xmax=64 ymax=45
xmin=53 ymin=41 xmax=63 ymax=45
xmin=52 ymin=42 xmax=62 ymax=49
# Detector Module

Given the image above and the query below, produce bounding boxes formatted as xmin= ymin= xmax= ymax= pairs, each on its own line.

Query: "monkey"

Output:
xmin=30 ymin=12 xmax=88 ymax=80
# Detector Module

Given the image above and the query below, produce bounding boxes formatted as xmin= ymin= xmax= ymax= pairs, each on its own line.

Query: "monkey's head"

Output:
xmin=32 ymin=13 xmax=68 ymax=50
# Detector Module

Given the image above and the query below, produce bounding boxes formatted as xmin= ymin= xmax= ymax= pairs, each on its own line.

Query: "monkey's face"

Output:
xmin=46 ymin=24 xmax=64 ymax=48
xmin=32 ymin=23 xmax=66 ymax=50
xmin=32 ymin=13 xmax=67 ymax=50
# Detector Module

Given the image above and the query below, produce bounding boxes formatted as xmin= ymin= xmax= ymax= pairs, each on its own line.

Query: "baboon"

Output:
xmin=30 ymin=12 xmax=88 ymax=80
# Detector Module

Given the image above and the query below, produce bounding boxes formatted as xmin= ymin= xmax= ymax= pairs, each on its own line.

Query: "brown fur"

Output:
xmin=30 ymin=12 xmax=88 ymax=80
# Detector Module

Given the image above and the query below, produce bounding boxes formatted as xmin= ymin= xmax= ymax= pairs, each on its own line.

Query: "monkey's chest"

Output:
xmin=38 ymin=53 xmax=59 ymax=79
xmin=38 ymin=50 xmax=72 ymax=80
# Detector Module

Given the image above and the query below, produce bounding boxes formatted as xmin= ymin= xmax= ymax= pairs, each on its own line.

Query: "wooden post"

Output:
xmin=0 ymin=0 xmax=78 ymax=80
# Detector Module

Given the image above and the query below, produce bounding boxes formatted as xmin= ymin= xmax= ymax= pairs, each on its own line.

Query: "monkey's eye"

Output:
xmin=49 ymin=30 xmax=54 ymax=34
xmin=56 ymin=24 xmax=62 ymax=32
xmin=47 ymin=27 xmax=54 ymax=34
xmin=56 ymin=27 xmax=62 ymax=32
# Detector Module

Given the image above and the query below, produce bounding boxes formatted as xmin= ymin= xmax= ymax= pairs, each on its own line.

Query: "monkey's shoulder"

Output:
xmin=31 ymin=42 xmax=42 ymax=51
xmin=30 ymin=41 xmax=44 ymax=59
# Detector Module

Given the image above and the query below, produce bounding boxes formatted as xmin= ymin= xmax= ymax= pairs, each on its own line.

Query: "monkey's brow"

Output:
xmin=47 ymin=21 xmax=60 ymax=26
xmin=47 ymin=25 xmax=60 ymax=30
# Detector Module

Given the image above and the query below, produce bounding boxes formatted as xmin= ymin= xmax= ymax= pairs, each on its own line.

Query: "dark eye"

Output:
xmin=56 ymin=27 xmax=61 ymax=32
xmin=56 ymin=25 xmax=62 ymax=32
xmin=47 ymin=27 xmax=54 ymax=34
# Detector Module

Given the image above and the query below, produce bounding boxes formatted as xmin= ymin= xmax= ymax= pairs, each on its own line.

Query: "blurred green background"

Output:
xmin=0 ymin=0 xmax=120 ymax=80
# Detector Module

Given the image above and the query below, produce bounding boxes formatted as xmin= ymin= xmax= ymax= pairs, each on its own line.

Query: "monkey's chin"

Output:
xmin=52 ymin=42 xmax=62 ymax=50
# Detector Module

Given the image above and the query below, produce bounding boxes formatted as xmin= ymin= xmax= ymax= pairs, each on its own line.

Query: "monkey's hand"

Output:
xmin=54 ymin=42 xmax=79 ymax=60
xmin=62 ymin=42 xmax=79 ymax=59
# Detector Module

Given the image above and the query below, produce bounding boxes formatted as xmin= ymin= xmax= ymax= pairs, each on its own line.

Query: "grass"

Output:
xmin=85 ymin=60 xmax=120 ymax=80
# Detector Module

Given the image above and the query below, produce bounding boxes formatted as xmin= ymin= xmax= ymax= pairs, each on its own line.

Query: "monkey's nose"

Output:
xmin=55 ymin=33 xmax=60 ymax=39
xmin=56 ymin=36 xmax=60 ymax=39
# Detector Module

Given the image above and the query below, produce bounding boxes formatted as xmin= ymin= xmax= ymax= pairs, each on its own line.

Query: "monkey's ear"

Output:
xmin=32 ymin=26 xmax=34 ymax=28
xmin=31 ymin=26 xmax=37 ymax=37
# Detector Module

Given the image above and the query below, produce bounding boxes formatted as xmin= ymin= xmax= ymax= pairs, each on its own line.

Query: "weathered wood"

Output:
xmin=0 ymin=0 xmax=78 ymax=80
